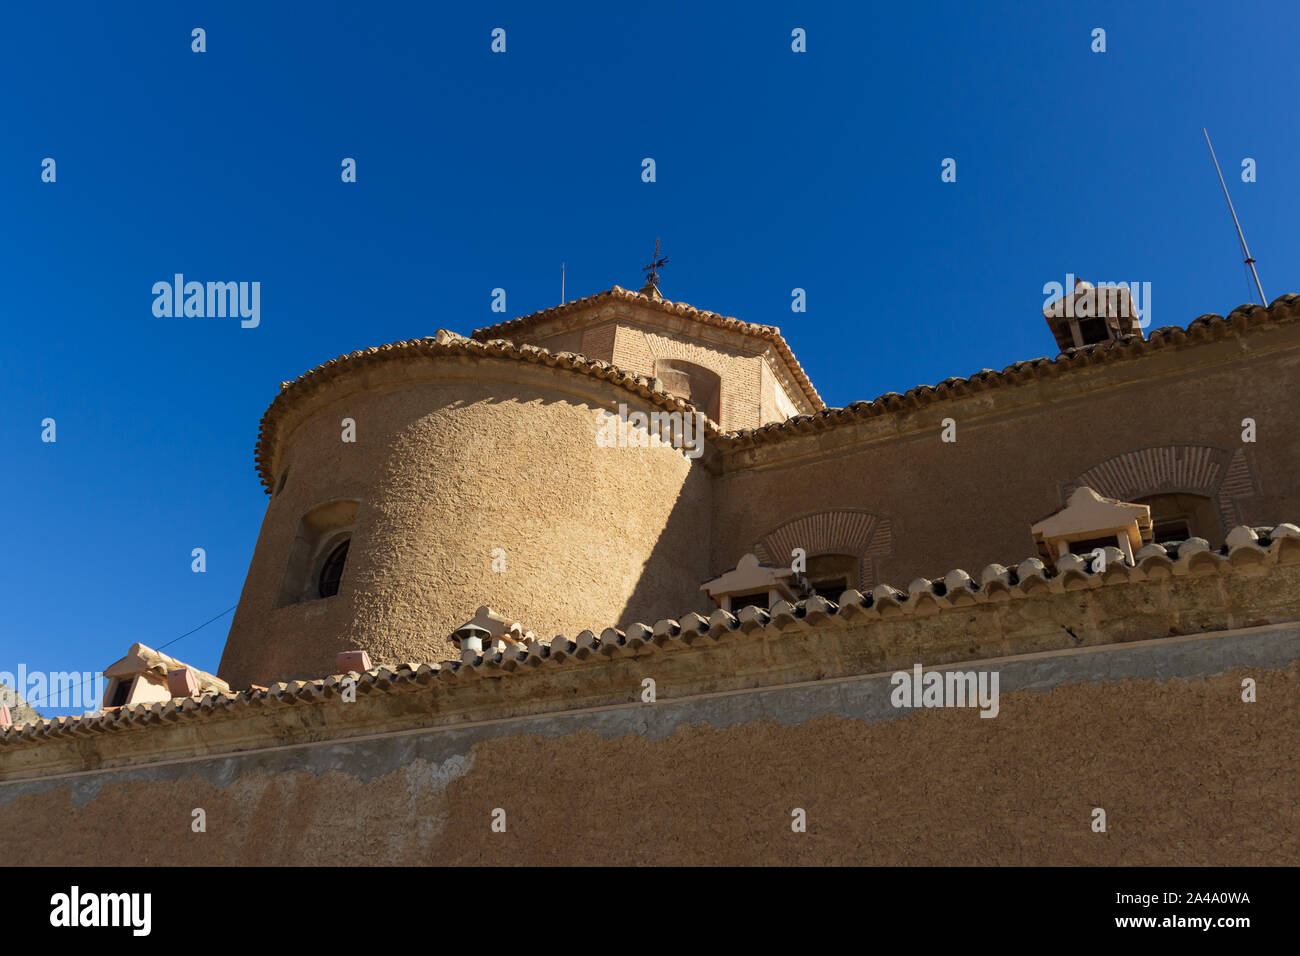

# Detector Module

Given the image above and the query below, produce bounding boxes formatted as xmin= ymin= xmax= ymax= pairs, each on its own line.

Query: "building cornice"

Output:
xmin=721 ymin=295 xmax=1300 ymax=451
xmin=470 ymin=285 xmax=826 ymax=412
xmin=253 ymin=295 xmax=1298 ymax=490
xmin=253 ymin=329 xmax=724 ymax=492
xmin=5 ymin=522 xmax=1296 ymax=776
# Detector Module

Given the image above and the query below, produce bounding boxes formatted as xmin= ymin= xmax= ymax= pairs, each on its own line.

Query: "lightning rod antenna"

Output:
xmin=1203 ymin=128 xmax=1265 ymax=305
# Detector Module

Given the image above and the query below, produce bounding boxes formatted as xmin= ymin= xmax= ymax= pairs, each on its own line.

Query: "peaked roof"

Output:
xmin=1031 ymin=486 xmax=1153 ymax=538
xmin=471 ymin=285 xmax=825 ymax=412
xmin=105 ymin=643 xmax=231 ymax=695
xmin=700 ymin=552 xmax=795 ymax=597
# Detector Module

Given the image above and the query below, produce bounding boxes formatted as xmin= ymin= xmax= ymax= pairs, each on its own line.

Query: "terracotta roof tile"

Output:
xmin=5 ymin=522 xmax=1297 ymax=750
xmin=254 ymin=329 xmax=724 ymax=491
xmin=470 ymin=285 xmax=825 ymax=412
xmin=252 ymin=295 xmax=1299 ymax=489
xmin=724 ymin=294 xmax=1300 ymax=450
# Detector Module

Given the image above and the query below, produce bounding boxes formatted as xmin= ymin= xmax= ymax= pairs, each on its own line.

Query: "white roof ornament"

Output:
xmin=1031 ymin=486 xmax=1153 ymax=566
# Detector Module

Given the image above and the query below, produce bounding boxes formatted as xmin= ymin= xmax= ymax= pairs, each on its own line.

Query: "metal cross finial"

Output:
xmin=642 ymin=238 xmax=669 ymax=289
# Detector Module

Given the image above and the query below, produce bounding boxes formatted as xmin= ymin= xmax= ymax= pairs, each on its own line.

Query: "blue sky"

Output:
xmin=3 ymin=1 xmax=1296 ymax=716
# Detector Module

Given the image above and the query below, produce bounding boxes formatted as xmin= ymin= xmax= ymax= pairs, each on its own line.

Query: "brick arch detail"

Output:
xmin=642 ymin=331 xmax=745 ymax=372
xmin=638 ymin=329 xmax=757 ymax=430
xmin=751 ymin=510 xmax=893 ymax=590
xmin=1064 ymin=444 xmax=1258 ymax=533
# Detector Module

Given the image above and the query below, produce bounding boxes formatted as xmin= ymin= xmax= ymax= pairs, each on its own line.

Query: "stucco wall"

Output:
xmin=225 ymin=309 xmax=1298 ymax=691
xmin=221 ymin=354 xmax=713 ymax=688
xmin=489 ymin=298 xmax=811 ymax=430
xmin=715 ymin=325 xmax=1300 ymax=585
xmin=4 ymin=628 xmax=1296 ymax=866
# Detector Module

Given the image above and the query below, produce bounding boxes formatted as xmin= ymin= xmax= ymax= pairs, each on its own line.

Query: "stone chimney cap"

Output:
xmin=103 ymin=643 xmax=230 ymax=695
xmin=700 ymin=553 xmax=797 ymax=598
xmin=450 ymin=607 xmax=528 ymax=647
xmin=1031 ymin=486 xmax=1153 ymax=565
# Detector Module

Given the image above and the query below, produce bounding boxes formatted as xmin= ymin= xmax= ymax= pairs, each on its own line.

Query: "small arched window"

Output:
xmin=1132 ymin=493 xmax=1220 ymax=546
xmin=276 ymin=499 xmax=360 ymax=606
xmin=318 ymin=539 xmax=349 ymax=598
xmin=654 ymin=359 xmax=722 ymax=423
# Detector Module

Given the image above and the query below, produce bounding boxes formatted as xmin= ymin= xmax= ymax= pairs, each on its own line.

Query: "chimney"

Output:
xmin=1042 ymin=275 xmax=1145 ymax=351
xmin=449 ymin=606 xmax=529 ymax=661
xmin=450 ymin=624 xmax=492 ymax=663
xmin=336 ymin=650 xmax=373 ymax=674
xmin=1031 ymin=486 xmax=1153 ymax=567
xmin=166 ymin=667 xmax=200 ymax=698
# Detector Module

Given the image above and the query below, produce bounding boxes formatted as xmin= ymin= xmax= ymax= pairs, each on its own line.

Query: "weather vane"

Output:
xmin=642 ymin=238 xmax=669 ymax=291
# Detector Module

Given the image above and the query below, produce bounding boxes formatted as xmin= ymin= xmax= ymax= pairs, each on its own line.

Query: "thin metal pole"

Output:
xmin=1203 ymin=128 xmax=1266 ymax=304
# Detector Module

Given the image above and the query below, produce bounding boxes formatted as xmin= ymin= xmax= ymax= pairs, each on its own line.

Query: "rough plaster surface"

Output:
xmin=221 ymin=355 xmax=712 ymax=687
xmin=430 ymin=671 xmax=1296 ymax=866
xmin=4 ymin=631 xmax=1296 ymax=866
xmin=222 ymin=319 xmax=1300 ymax=688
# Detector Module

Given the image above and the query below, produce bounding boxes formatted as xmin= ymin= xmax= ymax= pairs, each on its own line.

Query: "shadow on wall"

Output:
xmin=221 ymin=358 xmax=726 ymax=687
xmin=616 ymin=460 xmax=714 ymax=630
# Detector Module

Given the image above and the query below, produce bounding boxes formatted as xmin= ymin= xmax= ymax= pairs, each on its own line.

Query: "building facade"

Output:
xmin=3 ymin=282 xmax=1298 ymax=866
xmin=222 ymin=283 xmax=1300 ymax=688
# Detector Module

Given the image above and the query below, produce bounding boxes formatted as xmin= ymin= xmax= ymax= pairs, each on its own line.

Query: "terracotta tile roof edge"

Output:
xmin=5 ymin=523 xmax=1296 ymax=748
xmin=469 ymin=285 xmax=825 ymax=413
xmin=722 ymin=294 xmax=1300 ymax=449
xmin=253 ymin=328 xmax=725 ymax=492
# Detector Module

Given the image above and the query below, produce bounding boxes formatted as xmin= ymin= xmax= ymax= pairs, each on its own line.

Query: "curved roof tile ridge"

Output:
xmin=253 ymin=329 xmax=724 ymax=491
xmin=469 ymin=285 xmax=825 ymax=412
xmin=721 ymin=293 xmax=1300 ymax=450
xmin=4 ymin=522 xmax=1296 ymax=749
